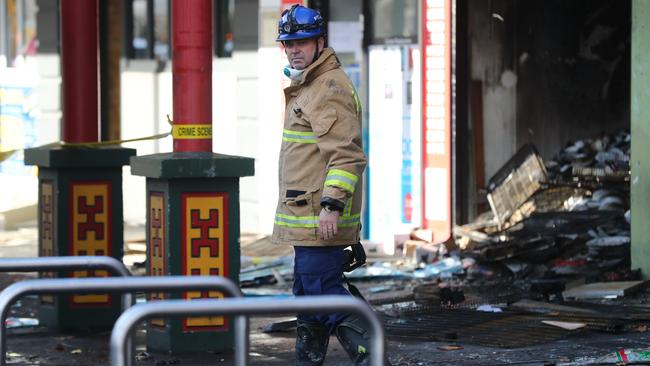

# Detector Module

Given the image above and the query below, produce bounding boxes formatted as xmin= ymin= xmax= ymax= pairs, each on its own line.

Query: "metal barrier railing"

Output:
xmin=110 ymin=296 xmax=385 ymax=366
xmin=0 ymin=276 xmax=246 ymax=366
xmin=0 ymin=255 xmax=133 ymax=313
xmin=0 ymin=256 xmax=134 ymax=364
xmin=0 ymin=256 xmax=131 ymax=277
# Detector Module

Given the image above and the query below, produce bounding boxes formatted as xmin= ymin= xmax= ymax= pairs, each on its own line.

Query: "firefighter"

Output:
xmin=271 ymin=4 xmax=375 ymax=365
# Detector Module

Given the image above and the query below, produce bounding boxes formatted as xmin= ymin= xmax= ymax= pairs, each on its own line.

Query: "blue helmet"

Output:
xmin=276 ymin=5 xmax=325 ymax=42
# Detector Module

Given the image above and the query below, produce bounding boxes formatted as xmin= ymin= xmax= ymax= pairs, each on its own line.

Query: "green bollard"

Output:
xmin=24 ymin=145 xmax=136 ymax=329
xmin=131 ymin=152 xmax=254 ymax=353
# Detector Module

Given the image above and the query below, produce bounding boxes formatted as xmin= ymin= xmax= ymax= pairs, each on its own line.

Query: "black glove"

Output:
xmin=342 ymin=243 xmax=366 ymax=273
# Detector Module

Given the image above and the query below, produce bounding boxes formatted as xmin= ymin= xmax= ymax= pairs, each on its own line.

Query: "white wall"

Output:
xmin=120 ymin=51 xmax=282 ymax=235
xmin=121 ymin=60 xmax=161 ymax=225
xmin=0 ymin=56 xmax=49 ymax=214
xmin=215 ymin=50 xmax=276 ymax=235
xmin=35 ymin=54 xmax=61 ymax=146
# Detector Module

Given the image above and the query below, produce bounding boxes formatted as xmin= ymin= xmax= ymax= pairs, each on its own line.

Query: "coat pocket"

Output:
xmin=277 ymin=188 xmax=319 ymax=241
xmin=284 ymin=189 xmax=311 ymax=207
xmin=311 ymin=106 xmax=337 ymax=137
xmin=290 ymin=102 xmax=311 ymax=128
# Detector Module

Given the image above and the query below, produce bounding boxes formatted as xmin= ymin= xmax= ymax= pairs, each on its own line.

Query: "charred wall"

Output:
xmin=514 ymin=0 xmax=630 ymax=160
xmin=460 ymin=0 xmax=631 ymax=222
xmin=467 ymin=0 xmax=518 ymax=188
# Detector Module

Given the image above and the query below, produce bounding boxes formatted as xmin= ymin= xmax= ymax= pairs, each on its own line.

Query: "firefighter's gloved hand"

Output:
xmin=319 ymin=208 xmax=339 ymax=241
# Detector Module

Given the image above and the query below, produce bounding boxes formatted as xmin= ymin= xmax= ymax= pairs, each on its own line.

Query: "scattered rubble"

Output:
xmin=437 ymin=345 xmax=463 ymax=351
xmin=5 ymin=317 xmax=38 ymax=328
xmin=135 ymin=351 xmax=153 ymax=361
xmin=557 ymin=348 xmax=650 ymax=365
xmin=349 ymin=129 xmax=641 ymax=351
xmin=450 ymin=129 xmax=631 ymax=290
xmin=242 ymin=129 xmax=638 ymax=353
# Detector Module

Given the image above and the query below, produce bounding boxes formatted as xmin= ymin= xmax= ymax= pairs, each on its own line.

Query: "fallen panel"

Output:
xmin=486 ymin=144 xmax=547 ymax=227
xmin=562 ymin=281 xmax=647 ymax=300
xmin=542 ymin=320 xmax=586 ymax=330
xmin=509 ymin=299 xmax=600 ymax=316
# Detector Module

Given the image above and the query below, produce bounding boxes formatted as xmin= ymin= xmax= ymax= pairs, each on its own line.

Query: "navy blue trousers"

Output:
xmin=293 ymin=245 xmax=350 ymax=333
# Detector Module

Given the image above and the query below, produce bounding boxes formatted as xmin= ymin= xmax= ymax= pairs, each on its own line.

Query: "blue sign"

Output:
xmin=0 ymin=84 xmax=37 ymax=175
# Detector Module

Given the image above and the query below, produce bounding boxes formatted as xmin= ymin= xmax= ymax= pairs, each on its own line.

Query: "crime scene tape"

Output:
xmin=0 ymin=115 xmax=212 ymax=164
xmin=0 ymin=149 xmax=17 ymax=163
xmin=171 ymin=124 xmax=212 ymax=139
xmin=0 ymin=131 xmax=171 ymax=164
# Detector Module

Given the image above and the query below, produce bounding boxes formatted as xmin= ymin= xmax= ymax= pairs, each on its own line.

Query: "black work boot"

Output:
xmin=296 ymin=319 xmax=330 ymax=366
xmin=335 ymin=316 xmax=391 ymax=366
xmin=335 ymin=316 xmax=372 ymax=365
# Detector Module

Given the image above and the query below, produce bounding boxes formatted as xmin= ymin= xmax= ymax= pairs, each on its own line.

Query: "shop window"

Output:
xmin=0 ymin=0 xmax=38 ymax=66
xmin=124 ymin=0 xmax=245 ymax=59
xmin=125 ymin=0 xmax=169 ymax=61
xmin=369 ymin=0 xmax=418 ymax=44
xmin=232 ymin=0 xmax=258 ymax=51
xmin=214 ymin=0 xmax=234 ymax=57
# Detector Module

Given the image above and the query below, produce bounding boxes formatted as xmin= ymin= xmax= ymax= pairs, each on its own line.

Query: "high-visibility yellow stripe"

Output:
xmin=338 ymin=213 xmax=361 ymax=228
xmin=328 ymin=169 xmax=358 ymax=183
xmin=276 ymin=213 xmax=320 ymax=220
xmin=274 ymin=213 xmax=360 ymax=228
xmin=349 ymin=83 xmax=361 ymax=115
xmin=283 ymin=137 xmax=317 ymax=143
xmin=282 ymin=129 xmax=317 ymax=144
xmin=344 ymin=199 xmax=353 ymax=217
xmin=325 ymin=169 xmax=359 ymax=193
xmin=325 ymin=179 xmax=355 ymax=193
xmin=275 ymin=213 xmax=319 ymax=228
xmin=283 ymin=129 xmax=314 ymax=136
xmin=274 ymin=220 xmax=318 ymax=228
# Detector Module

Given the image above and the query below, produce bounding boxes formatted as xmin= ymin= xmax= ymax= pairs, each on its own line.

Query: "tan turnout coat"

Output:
xmin=271 ymin=48 xmax=367 ymax=246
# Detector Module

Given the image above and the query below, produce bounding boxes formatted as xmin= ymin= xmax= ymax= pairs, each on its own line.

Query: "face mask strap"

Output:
xmin=312 ymin=42 xmax=320 ymax=63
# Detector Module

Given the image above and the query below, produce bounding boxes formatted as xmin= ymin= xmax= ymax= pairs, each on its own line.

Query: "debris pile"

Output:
xmin=241 ymin=130 xmax=632 ymax=303
xmin=375 ymin=130 xmax=639 ymax=350
xmin=451 ymin=129 xmax=631 ymax=291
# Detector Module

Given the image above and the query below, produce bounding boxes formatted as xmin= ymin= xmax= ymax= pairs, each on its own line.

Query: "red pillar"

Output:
xmin=421 ymin=0 xmax=452 ymax=242
xmin=60 ymin=0 xmax=99 ymax=143
xmin=172 ymin=0 xmax=213 ymax=153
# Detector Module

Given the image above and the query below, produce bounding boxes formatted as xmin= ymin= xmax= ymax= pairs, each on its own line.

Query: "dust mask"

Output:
xmin=283 ymin=65 xmax=304 ymax=81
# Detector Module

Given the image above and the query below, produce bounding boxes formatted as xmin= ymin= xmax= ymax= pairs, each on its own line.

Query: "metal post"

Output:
xmin=0 ymin=276 xmax=245 ymax=366
xmin=171 ymin=0 xmax=213 ymax=152
xmin=132 ymin=0 xmax=252 ymax=355
xmin=60 ymin=0 xmax=100 ymax=142
xmin=110 ymin=296 xmax=385 ymax=366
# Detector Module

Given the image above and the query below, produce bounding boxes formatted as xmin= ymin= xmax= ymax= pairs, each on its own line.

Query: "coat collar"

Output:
xmin=290 ymin=47 xmax=339 ymax=87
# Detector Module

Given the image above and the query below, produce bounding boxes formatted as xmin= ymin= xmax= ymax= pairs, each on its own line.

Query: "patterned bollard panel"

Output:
xmin=131 ymin=152 xmax=254 ymax=353
xmin=25 ymin=146 xmax=136 ymax=329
